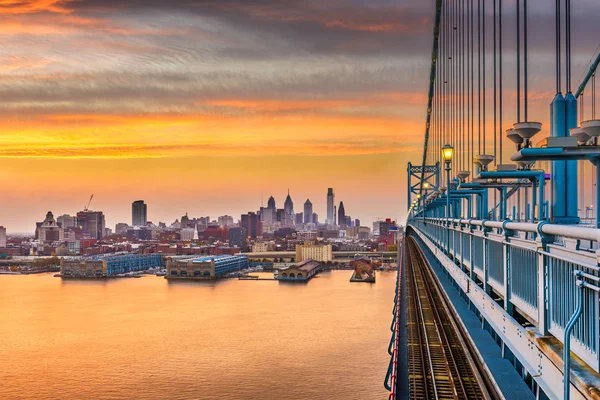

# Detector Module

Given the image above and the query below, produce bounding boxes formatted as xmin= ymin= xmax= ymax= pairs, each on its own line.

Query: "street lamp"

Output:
xmin=441 ymin=144 xmax=454 ymax=254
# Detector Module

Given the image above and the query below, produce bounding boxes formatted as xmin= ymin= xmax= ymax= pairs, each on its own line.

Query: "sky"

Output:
xmin=0 ymin=0 xmax=599 ymax=232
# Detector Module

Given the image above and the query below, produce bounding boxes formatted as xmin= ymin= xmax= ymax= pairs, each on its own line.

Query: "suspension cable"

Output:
xmin=556 ymin=0 xmax=561 ymax=93
xmin=417 ymin=0 xmax=443 ymax=199
xmin=493 ymin=0 xmax=497 ymax=165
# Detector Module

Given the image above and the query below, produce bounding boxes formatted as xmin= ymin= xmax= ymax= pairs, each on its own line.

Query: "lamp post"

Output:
xmin=442 ymin=144 xmax=454 ymax=253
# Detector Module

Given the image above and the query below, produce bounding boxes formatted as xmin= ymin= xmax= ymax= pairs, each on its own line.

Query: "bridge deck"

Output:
xmin=412 ymin=232 xmax=536 ymax=400
xmin=399 ymin=235 xmax=493 ymax=399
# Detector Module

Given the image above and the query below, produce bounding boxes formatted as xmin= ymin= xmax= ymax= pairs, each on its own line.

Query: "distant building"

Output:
xmin=284 ymin=189 xmax=294 ymax=219
xmin=37 ymin=212 xmax=64 ymax=243
xmin=267 ymin=195 xmax=276 ymax=210
xmin=277 ymin=259 xmax=321 ymax=281
xmin=61 ymin=253 xmax=162 ymax=278
xmin=132 ymin=200 xmax=147 ymax=226
xmin=167 ymin=255 xmax=248 ymax=279
xmin=104 ymin=228 xmax=112 ymax=237
xmin=338 ymin=201 xmax=346 ymax=227
xmin=295 ymin=242 xmax=333 ymax=262
xmin=76 ymin=210 xmax=105 ymax=239
xmin=57 ymin=214 xmax=76 ymax=229
xmin=312 ymin=213 xmax=319 ymax=225
xmin=326 ymin=188 xmax=335 ymax=225
xmin=276 ymin=209 xmax=293 ymax=228
xmin=252 ymin=242 xmax=274 ymax=252
xmin=126 ymin=227 xmax=152 ymax=240
xmin=355 ymin=218 xmax=361 ymax=227
xmin=295 ymin=212 xmax=304 ymax=225
xmin=0 ymin=226 xmax=6 ymax=247
xmin=180 ymin=228 xmax=196 ymax=241
xmin=241 ymin=212 xmax=262 ymax=239
xmin=229 ymin=227 xmax=246 ymax=248
xmin=115 ymin=223 xmax=129 ymax=235
xmin=218 ymin=215 xmax=235 ymax=228
xmin=304 ymin=199 xmax=313 ymax=224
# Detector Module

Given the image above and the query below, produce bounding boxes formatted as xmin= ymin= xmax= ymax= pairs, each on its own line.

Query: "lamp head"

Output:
xmin=441 ymin=144 xmax=454 ymax=162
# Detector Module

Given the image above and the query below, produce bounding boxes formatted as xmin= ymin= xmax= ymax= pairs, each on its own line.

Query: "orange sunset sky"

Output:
xmin=1 ymin=0 xmax=599 ymax=232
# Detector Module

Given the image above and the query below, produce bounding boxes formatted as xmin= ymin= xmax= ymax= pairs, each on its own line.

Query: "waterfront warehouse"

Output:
xmin=277 ymin=259 xmax=321 ymax=281
xmin=167 ymin=254 xmax=247 ymax=280
xmin=61 ymin=253 xmax=162 ymax=278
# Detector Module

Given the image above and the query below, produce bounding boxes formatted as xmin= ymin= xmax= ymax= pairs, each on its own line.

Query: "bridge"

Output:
xmin=385 ymin=1 xmax=600 ymax=399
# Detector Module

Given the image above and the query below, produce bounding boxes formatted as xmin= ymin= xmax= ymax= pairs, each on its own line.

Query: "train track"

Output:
xmin=405 ymin=236 xmax=494 ymax=400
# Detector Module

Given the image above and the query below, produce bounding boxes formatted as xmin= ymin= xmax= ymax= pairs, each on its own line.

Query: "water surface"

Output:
xmin=0 ymin=270 xmax=394 ymax=399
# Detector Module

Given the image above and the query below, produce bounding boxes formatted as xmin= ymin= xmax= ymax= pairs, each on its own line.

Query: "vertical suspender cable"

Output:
xmin=524 ymin=0 xmax=528 ymax=120
xmin=462 ymin=0 xmax=466 ymax=172
xmin=471 ymin=0 xmax=474 ymax=169
xmin=478 ymin=0 xmax=481 ymax=154
xmin=493 ymin=0 xmax=497 ymax=165
xmin=483 ymin=0 xmax=486 ymax=153
xmin=556 ymin=0 xmax=561 ymax=92
xmin=517 ymin=0 xmax=521 ymax=122
xmin=417 ymin=0 xmax=443 ymax=198
xmin=499 ymin=0 xmax=503 ymax=164
xmin=593 ymin=74 xmax=596 ymax=119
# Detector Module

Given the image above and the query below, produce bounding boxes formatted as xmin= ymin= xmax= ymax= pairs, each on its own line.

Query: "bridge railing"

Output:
xmin=410 ymin=217 xmax=600 ymax=373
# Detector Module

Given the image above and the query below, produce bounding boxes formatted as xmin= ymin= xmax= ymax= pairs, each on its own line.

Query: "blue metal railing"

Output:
xmin=384 ymin=239 xmax=403 ymax=397
xmin=410 ymin=217 xmax=600 ymax=375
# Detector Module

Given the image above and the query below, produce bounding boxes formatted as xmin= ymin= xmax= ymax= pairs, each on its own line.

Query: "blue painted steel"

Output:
xmin=509 ymin=245 xmax=538 ymax=313
xmin=478 ymin=170 xmax=546 ymax=221
xmin=486 ymin=239 xmax=504 ymax=287
xmin=551 ymin=93 xmax=567 ymax=222
xmin=565 ymin=92 xmax=580 ymax=224
xmin=563 ymin=274 xmax=584 ymax=400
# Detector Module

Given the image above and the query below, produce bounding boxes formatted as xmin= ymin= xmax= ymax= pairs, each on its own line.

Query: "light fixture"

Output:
xmin=441 ymin=144 xmax=454 ymax=163
xmin=423 ymin=182 xmax=430 ymax=189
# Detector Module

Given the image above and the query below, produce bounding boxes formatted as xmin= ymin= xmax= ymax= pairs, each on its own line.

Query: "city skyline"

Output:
xmin=3 ymin=187 xmax=372 ymax=234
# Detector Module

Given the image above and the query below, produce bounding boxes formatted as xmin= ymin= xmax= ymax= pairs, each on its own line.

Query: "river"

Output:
xmin=0 ymin=270 xmax=394 ymax=400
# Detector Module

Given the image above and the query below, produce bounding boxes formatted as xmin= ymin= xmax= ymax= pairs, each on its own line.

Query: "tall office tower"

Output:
xmin=334 ymin=205 xmax=337 ymax=226
xmin=284 ymin=189 xmax=294 ymax=219
xmin=77 ymin=210 xmax=106 ymax=239
xmin=312 ymin=213 xmax=319 ymax=225
xmin=326 ymin=188 xmax=335 ymax=225
xmin=295 ymin=212 xmax=304 ymax=225
xmin=132 ymin=200 xmax=147 ymax=226
xmin=0 ymin=226 xmax=6 ymax=247
xmin=303 ymin=199 xmax=313 ymax=223
xmin=57 ymin=214 xmax=76 ymax=229
xmin=338 ymin=201 xmax=346 ymax=227
xmin=267 ymin=196 xmax=276 ymax=210
xmin=241 ymin=212 xmax=262 ymax=239
xmin=355 ymin=218 xmax=361 ymax=227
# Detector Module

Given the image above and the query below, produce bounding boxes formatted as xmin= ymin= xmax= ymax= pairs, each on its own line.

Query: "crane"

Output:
xmin=84 ymin=194 xmax=94 ymax=212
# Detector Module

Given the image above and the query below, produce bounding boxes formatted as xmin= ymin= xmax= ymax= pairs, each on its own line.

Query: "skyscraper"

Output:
xmin=57 ymin=214 xmax=76 ymax=229
xmin=338 ymin=201 xmax=346 ymax=227
xmin=284 ymin=189 xmax=294 ymax=219
xmin=304 ymin=199 xmax=313 ymax=223
xmin=326 ymin=188 xmax=335 ymax=225
xmin=267 ymin=196 xmax=276 ymax=210
xmin=241 ymin=212 xmax=262 ymax=239
xmin=0 ymin=226 xmax=6 ymax=247
xmin=132 ymin=200 xmax=147 ymax=226
xmin=76 ymin=210 xmax=105 ymax=239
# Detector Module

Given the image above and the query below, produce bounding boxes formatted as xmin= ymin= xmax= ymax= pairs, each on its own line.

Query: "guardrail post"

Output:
xmin=536 ymin=234 xmax=551 ymax=336
xmin=503 ymin=222 xmax=513 ymax=316
xmin=482 ymin=222 xmax=492 ymax=296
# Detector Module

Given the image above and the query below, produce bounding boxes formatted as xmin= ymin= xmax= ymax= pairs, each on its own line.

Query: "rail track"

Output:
xmin=405 ymin=236 xmax=495 ymax=400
